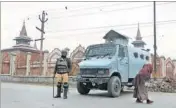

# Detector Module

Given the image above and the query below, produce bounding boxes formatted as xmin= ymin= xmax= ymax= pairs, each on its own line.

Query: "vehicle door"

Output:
xmin=117 ymin=45 xmax=129 ymax=82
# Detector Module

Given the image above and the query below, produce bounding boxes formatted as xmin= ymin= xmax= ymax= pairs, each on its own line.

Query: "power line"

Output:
xmin=46 ymin=25 xmax=168 ymax=39
xmin=25 ymin=3 xmax=152 ymax=20
xmin=50 ymin=2 xmax=131 ymax=14
xmin=51 ymin=2 xmax=174 ymax=19
xmin=52 ymin=4 xmax=152 ymax=19
xmin=24 ymin=2 xmax=130 ymax=20
xmin=25 ymin=2 xmax=175 ymax=23
xmin=46 ymin=32 xmax=159 ymax=40
xmin=24 ymin=3 xmax=94 ymax=19
xmin=44 ymin=21 xmax=175 ymax=40
xmin=46 ymin=19 xmax=176 ymax=33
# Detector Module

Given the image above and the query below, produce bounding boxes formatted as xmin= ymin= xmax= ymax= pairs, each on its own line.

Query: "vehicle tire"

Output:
xmin=77 ymin=82 xmax=90 ymax=95
xmin=127 ymin=85 xmax=133 ymax=88
xmin=121 ymin=86 xmax=124 ymax=92
xmin=107 ymin=76 xmax=121 ymax=97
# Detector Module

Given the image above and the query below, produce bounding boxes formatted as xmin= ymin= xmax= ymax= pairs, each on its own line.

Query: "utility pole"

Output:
xmin=36 ymin=11 xmax=48 ymax=76
xmin=153 ymin=1 xmax=157 ymax=79
xmin=0 ymin=2 xmax=3 ymax=108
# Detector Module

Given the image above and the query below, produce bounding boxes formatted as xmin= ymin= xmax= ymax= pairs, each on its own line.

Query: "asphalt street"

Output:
xmin=1 ymin=82 xmax=176 ymax=108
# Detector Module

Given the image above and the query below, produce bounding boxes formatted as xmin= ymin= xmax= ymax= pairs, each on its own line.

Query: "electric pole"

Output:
xmin=0 ymin=2 xmax=3 ymax=108
xmin=153 ymin=1 xmax=157 ymax=79
xmin=36 ymin=11 xmax=48 ymax=76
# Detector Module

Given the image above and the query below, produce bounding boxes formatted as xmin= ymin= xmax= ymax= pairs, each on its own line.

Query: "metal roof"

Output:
xmin=103 ymin=30 xmax=130 ymax=40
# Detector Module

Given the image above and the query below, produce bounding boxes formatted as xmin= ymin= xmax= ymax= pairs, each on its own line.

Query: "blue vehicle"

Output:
xmin=76 ymin=30 xmax=150 ymax=97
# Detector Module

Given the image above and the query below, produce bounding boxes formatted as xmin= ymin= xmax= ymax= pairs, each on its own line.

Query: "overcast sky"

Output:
xmin=1 ymin=2 xmax=176 ymax=58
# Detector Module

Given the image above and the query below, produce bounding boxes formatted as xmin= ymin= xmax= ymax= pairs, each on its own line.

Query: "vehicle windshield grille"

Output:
xmin=80 ymin=69 xmax=97 ymax=75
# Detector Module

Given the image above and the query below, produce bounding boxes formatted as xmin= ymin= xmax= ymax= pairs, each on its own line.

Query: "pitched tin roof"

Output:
xmin=103 ymin=30 xmax=130 ymax=40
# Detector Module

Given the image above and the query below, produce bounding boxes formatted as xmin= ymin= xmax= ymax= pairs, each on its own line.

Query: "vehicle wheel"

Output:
xmin=77 ymin=82 xmax=90 ymax=95
xmin=107 ymin=76 xmax=121 ymax=97
xmin=121 ymin=86 xmax=124 ymax=92
xmin=127 ymin=85 xmax=133 ymax=88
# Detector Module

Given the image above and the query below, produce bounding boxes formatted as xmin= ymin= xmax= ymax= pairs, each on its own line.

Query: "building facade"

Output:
xmin=1 ymin=21 xmax=46 ymax=76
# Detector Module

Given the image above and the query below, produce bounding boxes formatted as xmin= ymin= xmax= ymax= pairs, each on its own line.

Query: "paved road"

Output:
xmin=1 ymin=82 xmax=176 ymax=108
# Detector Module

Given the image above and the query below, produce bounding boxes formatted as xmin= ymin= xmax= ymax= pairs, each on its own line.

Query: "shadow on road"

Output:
xmin=85 ymin=90 xmax=134 ymax=98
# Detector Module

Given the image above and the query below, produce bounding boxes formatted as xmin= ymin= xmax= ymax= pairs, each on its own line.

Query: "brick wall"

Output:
xmin=1 ymin=62 xmax=10 ymax=74
xmin=151 ymin=55 xmax=163 ymax=78
xmin=166 ymin=62 xmax=174 ymax=78
xmin=1 ymin=48 xmax=82 ymax=76
xmin=30 ymin=67 xmax=43 ymax=76
xmin=1 ymin=52 xmax=10 ymax=74
xmin=47 ymin=67 xmax=54 ymax=76
xmin=1 ymin=50 xmax=43 ymax=76
xmin=15 ymin=67 xmax=26 ymax=76
xmin=31 ymin=52 xmax=42 ymax=62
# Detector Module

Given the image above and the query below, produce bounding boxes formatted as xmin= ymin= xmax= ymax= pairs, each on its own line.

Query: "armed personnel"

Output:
xmin=53 ymin=49 xmax=72 ymax=99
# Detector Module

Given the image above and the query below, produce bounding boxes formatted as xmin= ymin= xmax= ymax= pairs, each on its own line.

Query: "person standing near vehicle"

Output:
xmin=133 ymin=64 xmax=154 ymax=104
xmin=53 ymin=49 xmax=72 ymax=99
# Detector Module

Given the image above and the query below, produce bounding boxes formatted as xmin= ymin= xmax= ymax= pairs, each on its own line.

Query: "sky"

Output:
xmin=1 ymin=2 xmax=176 ymax=59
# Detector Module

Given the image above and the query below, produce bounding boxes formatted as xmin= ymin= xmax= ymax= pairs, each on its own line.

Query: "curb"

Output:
xmin=1 ymin=81 xmax=77 ymax=88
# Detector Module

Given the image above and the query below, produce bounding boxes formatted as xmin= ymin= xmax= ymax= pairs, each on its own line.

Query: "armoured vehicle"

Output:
xmin=76 ymin=30 xmax=150 ymax=97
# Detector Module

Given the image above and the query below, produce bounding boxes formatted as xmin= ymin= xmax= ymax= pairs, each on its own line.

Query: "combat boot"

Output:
xmin=61 ymin=86 xmax=63 ymax=93
xmin=63 ymin=87 xmax=68 ymax=99
xmin=54 ymin=84 xmax=61 ymax=98
xmin=63 ymin=83 xmax=68 ymax=99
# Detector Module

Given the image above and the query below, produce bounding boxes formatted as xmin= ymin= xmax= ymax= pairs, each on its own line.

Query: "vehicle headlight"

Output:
xmin=76 ymin=74 xmax=81 ymax=79
xmin=97 ymin=70 xmax=104 ymax=74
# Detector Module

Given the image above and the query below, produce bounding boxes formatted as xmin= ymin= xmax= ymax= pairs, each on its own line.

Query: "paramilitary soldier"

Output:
xmin=53 ymin=49 xmax=72 ymax=99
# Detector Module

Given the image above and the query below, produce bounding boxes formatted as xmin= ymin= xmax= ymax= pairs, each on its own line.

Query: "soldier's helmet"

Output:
xmin=61 ymin=50 xmax=67 ymax=56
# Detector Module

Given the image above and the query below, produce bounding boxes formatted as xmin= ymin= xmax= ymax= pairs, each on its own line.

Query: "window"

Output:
xmin=140 ymin=54 xmax=144 ymax=59
xmin=133 ymin=52 xmax=138 ymax=58
xmin=146 ymin=56 xmax=149 ymax=61
xmin=118 ymin=46 xmax=125 ymax=57
xmin=85 ymin=44 xmax=116 ymax=57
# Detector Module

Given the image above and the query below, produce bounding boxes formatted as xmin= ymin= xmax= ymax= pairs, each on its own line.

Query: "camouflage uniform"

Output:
xmin=53 ymin=50 xmax=72 ymax=99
